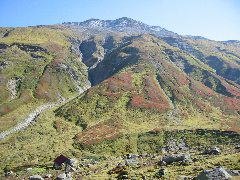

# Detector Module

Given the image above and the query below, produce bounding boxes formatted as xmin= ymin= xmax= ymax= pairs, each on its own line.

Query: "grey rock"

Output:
xmin=160 ymin=154 xmax=192 ymax=165
xmin=125 ymin=159 xmax=139 ymax=166
xmin=26 ymin=167 xmax=33 ymax=172
xmin=44 ymin=174 xmax=52 ymax=178
xmin=204 ymin=147 xmax=221 ymax=155
xmin=56 ymin=173 xmax=72 ymax=180
xmin=29 ymin=175 xmax=44 ymax=180
xmin=196 ymin=167 xmax=232 ymax=180
xmin=5 ymin=170 xmax=14 ymax=177
xmin=227 ymin=170 xmax=240 ymax=176
xmin=177 ymin=175 xmax=192 ymax=179
xmin=157 ymin=168 xmax=167 ymax=177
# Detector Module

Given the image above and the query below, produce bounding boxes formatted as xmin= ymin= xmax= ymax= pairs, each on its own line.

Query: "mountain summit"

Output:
xmin=62 ymin=17 xmax=177 ymax=37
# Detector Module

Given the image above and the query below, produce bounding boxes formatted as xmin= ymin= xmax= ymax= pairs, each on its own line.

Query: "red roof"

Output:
xmin=54 ymin=155 xmax=70 ymax=165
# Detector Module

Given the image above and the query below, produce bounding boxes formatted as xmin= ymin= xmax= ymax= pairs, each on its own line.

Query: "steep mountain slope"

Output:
xmin=162 ymin=36 xmax=240 ymax=84
xmin=56 ymin=34 xmax=240 ymax=147
xmin=0 ymin=27 xmax=90 ymax=120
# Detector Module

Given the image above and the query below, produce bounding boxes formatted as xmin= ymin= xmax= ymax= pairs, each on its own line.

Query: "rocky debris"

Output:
xmin=139 ymin=153 xmax=149 ymax=158
xmin=26 ymin=167 xmax=33 ymax=172
xmin=56 ymin=173 xmax=72 ymax=180
xmin=69 ymin=158 xmax=79 ymax=168
xmin=227 ymin=170 xmax=240 ymax=176
xmin=177 ymin=175 xmax=193 ymax=179
xmin=159 ymin=154 xmax=192 ymax=165
xmin=125 ymin=154 xmax=139 ymax=159
xmin=196 ymin=167 xmax=232 ymax=180
xmin=12 ymin=43 xmax=47 ymax=53
xmin=116 ymin=170 xmax=128 ymax=179
xmin=0 ymin=61 xmax=8 ymax=69
xmin=7 ymin=77 xmax=20 ymax=100
xmin=203 ymin=147 xmax=221 ymax=155
xmin=108 ymin=164 xmax=126 ymax=175
xmin=156 ymin=168 xmax=167 ymax=177
xmin=59 ymin=62 xmax=91 ymax=94
xmin=29 ymin=175 xmax=44 ymax=180
xmin=4 ymin=170 xmax=14 ymax=177
xmin=235 ymin=145 xmax=240 ymax=151
xmin=44 ymin=174 xmax=52 ymax=178
xmin=125 ymin=158 xmax=139 ymax=166
xmin=163 ymin=139 xmax=188 ymax=152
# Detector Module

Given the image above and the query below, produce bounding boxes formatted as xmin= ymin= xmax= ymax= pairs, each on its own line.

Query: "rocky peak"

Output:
xmin=62 ymin=17 xmax=177 ymax=37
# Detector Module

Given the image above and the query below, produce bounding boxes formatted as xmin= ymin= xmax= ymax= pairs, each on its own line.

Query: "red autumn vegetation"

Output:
xmin=130 ymin=75 xmax=171 ymax=112
xmin=75 ymin=121 xmax=122 ymax=145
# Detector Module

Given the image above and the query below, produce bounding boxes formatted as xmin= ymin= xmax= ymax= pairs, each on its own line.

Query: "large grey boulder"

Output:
xmin=69 ymin=158 xmax=78 ymax=168
xmin=196 ymin=167 xmax=232 ymax=180
xmin=56 ymin=173 xmax=72 ymax=180
xmin=203 ymin=147 xmax=221 ymax=155
xmin=29 ymin=175 xmax=44 ymax=180
xmin=160 ymin=154 xmax=192 ymax=165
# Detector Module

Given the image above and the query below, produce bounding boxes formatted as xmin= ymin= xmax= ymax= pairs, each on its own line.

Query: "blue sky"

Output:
xmin=0 ymin=0 xmax=239 ymax=41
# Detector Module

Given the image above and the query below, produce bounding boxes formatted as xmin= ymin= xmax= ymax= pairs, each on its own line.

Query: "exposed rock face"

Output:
xmin=63 ymin=17 xmax=177 ymax=37
xmin=196 ymin=167 xmax=232 ymax=180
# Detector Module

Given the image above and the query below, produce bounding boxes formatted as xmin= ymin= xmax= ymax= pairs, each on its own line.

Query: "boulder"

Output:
xmin=26 ymin=168 xmax=33 ymax=172
xmin=44 ymin=174 xmax=52 ymax=178
xmin=56 ymin=173 xmax=72 ymax=180
xmin=227 ymin=170 xmax=240 ymax=176
xmin=29 ymin=175 xmax=44 ymax=180
xmin=196 ymin=167 xmax=232 ymax=180
xmin=160 ymin=154 xmax=192 ymax=165
xmin=116 ymin=170 xmax=128 ymax=179
xmin=177 ymin=175 xmax=192 ymax=179
xmin=125 ymin=159 xmax=139 ymax=166
xmin=203 ymin=147 xmax=221 ymax=155
xmin=156 ymin=168 xmax=167 ymax=177
xmin=4 ymin=170 xmax=14 ymax=177
xmin=69 ymin=158 xmax=78 ymax=168
xmin=125 ymin=154 xmax=139 ymax=159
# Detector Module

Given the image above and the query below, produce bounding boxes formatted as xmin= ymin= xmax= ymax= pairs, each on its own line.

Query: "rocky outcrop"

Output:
xmin=7 ymin=77 xmax=20 ymax=100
